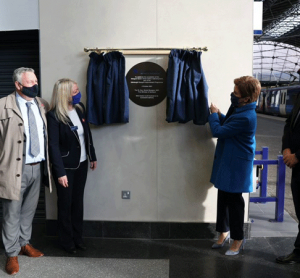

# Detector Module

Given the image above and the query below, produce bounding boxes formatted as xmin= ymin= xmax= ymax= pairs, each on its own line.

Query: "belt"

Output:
xmin=26 ymin=162 xmax=41 ymax=166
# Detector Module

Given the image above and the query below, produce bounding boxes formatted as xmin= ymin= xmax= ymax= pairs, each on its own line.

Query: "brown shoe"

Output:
xmin=19 ymin=244 xmax=44 ymax=257
xmin=5 ymin=256 xmax=19 ymax=275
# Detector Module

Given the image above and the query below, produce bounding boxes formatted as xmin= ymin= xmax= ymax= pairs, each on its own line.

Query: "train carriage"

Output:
xmin=256 ymin=85 xmax=300 ymax=117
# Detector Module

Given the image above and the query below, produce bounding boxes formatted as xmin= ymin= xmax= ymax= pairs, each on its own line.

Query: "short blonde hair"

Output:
xmin=50 ymin=78 xmax=80 ymax=124
xmin=234 ymin=76 xmax=261 ymax=103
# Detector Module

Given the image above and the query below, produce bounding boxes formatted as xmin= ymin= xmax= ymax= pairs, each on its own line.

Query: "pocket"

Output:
xmin=0 ymin=112 xmax=13 ymax=121
xmin=237 ymin=152 xmax=254 ymax=161
xmin=235 ymin=156 xmax=253 ymax=178
xmin=0 ymin=106 xmax=15 ymax=120
xmin=61 ymin=151 xmax=69 ymax=157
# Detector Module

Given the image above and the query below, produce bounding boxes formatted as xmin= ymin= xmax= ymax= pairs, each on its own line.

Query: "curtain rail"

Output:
xmin=84 ymin=47 xmax=208 ymax=55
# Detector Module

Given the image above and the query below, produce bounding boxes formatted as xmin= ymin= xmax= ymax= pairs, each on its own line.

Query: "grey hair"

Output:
xmin=13 ymin=67 xmax=35 ymax=83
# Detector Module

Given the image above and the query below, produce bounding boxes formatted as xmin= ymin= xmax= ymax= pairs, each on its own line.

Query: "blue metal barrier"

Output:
xmin=255 ymin=147 xmax=269 ymax=199
xmin=250 ymin=147 xmax=286 ymax=222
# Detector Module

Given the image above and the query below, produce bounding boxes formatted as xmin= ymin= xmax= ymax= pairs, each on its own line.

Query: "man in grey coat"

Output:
xmin=0 ymin=67 xmax=52 ymax=275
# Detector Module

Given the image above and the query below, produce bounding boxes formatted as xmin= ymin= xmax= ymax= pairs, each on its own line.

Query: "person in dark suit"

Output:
xmin=276 ymin=94 xmax=300 ymax=264
xmin=47 ymin=78 xmax=97 ymax=254
xmin=209 ymin=76 xmax=261 ymax=256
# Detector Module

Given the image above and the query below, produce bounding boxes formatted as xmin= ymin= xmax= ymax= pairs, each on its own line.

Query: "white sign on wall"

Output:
xmin=253 ymin=1 xmax=263 ymax=36
xmin=0 ymin=0 xmax=39 ymax=31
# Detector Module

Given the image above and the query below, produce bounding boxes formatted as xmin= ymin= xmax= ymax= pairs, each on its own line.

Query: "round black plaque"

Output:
xmin=126 ymin=62 xmax=167 ymax=107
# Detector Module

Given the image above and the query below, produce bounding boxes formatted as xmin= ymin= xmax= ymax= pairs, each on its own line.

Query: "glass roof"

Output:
xmin=263 ymin=2 xmax=300 ymax=39
xmin=253 ymin=0 xmax=300 ymax=86
xmin=253 ymin=41 xmax=300 ymax=84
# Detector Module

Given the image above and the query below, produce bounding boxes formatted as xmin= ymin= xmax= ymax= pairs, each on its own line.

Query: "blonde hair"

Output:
xmin=50 ymin=78 xmax=81 ymax=124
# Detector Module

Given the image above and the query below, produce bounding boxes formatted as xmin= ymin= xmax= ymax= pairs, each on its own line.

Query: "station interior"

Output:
xmin=1 ymin=0 xmax=300 ymax=277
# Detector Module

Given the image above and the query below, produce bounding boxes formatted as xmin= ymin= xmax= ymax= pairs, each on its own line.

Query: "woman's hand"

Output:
xmin=58 ymin=175 xmax=68 ymax=187
xmin=90 ymin=161 xmax=97 ymax=170
xmin=210 ymin=103 xmax=219 ymax=114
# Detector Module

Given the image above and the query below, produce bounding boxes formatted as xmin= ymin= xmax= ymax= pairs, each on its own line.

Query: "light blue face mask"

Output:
xmin=72 ymin=92 xmax=82 ymax=105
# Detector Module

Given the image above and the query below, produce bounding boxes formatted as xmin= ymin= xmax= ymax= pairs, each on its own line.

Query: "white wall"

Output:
xmin=0 ymin=0 xmax=39 ymax=31
xmin=39 ymin=0 xmax=254 ymax=222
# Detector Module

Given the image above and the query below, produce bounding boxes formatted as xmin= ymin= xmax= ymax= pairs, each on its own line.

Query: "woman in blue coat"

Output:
xmin=209 ymin=76 xmax=261 ymax=255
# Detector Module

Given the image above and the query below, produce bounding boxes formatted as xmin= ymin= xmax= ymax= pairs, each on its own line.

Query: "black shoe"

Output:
xmin=63 ymin=246 xmax=77 ymax=254
xmin=276 ymin=252 xmax=300 ymax=264
xmin=75 ymin=243 xmax=87 ymax=251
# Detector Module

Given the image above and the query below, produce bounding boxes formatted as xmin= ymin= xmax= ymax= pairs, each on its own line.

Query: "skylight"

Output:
xmin=265 ymin=4 xmax=300 ymax=38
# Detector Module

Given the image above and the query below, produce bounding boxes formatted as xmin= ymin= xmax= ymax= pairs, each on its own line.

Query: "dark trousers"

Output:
xmin=216 ymin=189 xmax=245 ymax=240
xmin=55 ymin=160 xmax=88 ymax=249
xmin=291 ymin=166 xmax=300 ymax=250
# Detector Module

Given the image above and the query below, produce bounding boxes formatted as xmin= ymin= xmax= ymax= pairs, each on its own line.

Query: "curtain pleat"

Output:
xmin=166 ymin=49 xmax=209 ymax=125
xmin=86 ymin=51 xmax=129 ymax=125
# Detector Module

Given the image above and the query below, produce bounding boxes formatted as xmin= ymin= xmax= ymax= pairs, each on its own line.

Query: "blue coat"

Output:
xmin=209 ymin=102 xmax=257 ymax=193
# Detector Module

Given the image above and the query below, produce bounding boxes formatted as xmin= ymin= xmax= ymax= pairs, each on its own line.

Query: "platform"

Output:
xmin=0 ymin=199 xmax=299 ymax=278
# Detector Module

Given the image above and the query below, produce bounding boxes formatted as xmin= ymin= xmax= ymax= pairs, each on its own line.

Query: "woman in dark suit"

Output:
xmin=47 ymin=78 xmax=97 ymax=254
xmin=209 ymin=76 xmax=260 ymax=255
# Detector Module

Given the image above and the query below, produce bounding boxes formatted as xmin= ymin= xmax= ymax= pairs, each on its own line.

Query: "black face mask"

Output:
xmin=230 ymin=93 xmax=240 ymax=107
xmin=19 ymin=83 xmax=39 ymax=98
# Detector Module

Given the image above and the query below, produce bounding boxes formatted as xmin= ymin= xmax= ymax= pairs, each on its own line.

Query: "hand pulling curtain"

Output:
xmin=86 ymin=51 xmax=129 ymax=125
xmin=166 ymin=49 xmax=209 ymax=125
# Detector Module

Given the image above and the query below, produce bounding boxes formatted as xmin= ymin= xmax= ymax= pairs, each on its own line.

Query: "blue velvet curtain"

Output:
xmin=166 ymin=49 xmax=209 ymax=125
xmin=86 ymin=51 xmax=129 ymax=125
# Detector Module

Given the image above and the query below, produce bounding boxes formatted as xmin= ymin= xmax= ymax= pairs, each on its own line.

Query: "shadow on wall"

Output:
xmin=156 ymin=98 xmax=216 ymax=222
xmin=177 ymin=124 xmax=215 ymax=221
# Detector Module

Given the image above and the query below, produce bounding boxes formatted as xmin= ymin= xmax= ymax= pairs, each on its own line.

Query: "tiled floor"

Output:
xmin=1 ymin=235 xmax=299 ymax=278
xmin=0 ymin=200 xmax=299 ymax=278
xmin=0 ymin=255 xmax=169 ymax=278
xmin=249 ymin=197 xmax=298 ymax=238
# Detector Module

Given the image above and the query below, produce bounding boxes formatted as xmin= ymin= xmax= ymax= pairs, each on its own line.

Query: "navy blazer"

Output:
xmin=209 ymin=102 xmax=257 ymax=193
xmin=47 ymin=103 xmax=97 ymax=178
